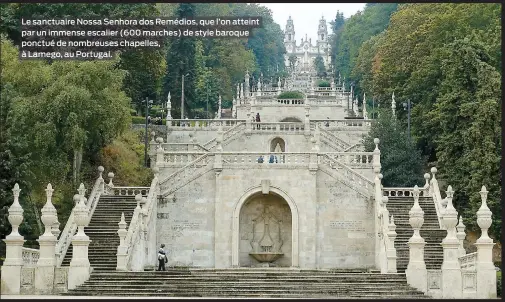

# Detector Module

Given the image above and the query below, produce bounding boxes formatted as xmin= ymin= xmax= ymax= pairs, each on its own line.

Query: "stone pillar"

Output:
xmin=116 ymin=213 xmax=128 ymax=271
xmin=362 ymin=93 xmax=368 ymax=119
xmin=277 ymin=77 xmax=281 ymax=95
xmin=35 ymin=184 xmax=58 ymax=294
xmin=108 ymin=172 xmax=114 ymax=187
xmin=456 ymin=216 xmax=466 ymax=257
xmin=1 ymin=184 xmax=25 ymax=295
xmin=257 ymin=78 xmax=262 ymax=97
xmin=156 ymin=137 xmax=164 ymax=168
xmin=475 ymin=186 xmax=496 ymax=298
xmin=386 ymin=215 xmax=397 ymax=273
xmin=244 ymin=70 xmax=250 ymax=97
xmin=68 ymin=186 xmax=92 ymax=290
xmin=98 ymin=166 xmax=105 ymax=193
xmin=240 ymin=83 xmax=244 ymax=100
xmin=236 ymin=84 xmax=240 ymax=102
xmin=441 ymin=186 xmax=462 ymax=298
xmin=379 ymin=196 xmax=389 ymax=273
xmin=372 ymin=138 xmax=381 ymax=174
xmin=166 ymin=92 xmax=172 ymax=120
xmin=406 ymin=185 xmax=427 ymax=293
xmin=423 ymin=173 xmax=430 ymax=195
xmin=218 ymin=95 xmax=222 ymax=119
xmin=304 ymin=105 xmax=310 ymax=136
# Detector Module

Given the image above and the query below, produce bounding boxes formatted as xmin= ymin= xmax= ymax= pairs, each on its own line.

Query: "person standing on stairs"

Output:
xmin=158 ymin=244 xmax=167 ymax=271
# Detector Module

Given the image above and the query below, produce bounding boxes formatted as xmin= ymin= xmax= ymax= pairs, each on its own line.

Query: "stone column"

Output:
xmin=406 ymin=185 xmax=427 ymax=292
xmin=277 ymin=77 xmax=281 ymax=95
xmin=441 ymin=186 xmax=462 ymax=298
xmin=391 ymin=92 xmax=396 ymax=117
xmin=116 ymin=212 xmax=128 ymax=271
xmin=1 ymin=184 xmax=25 ymax=295
xmin=386 ymin=215 xmax=397 ymax=273
xmin=166 ymin=92 xmax=172 ymax=120
xmin=379 ymin=196 xmax=389 ymax=273
xmin=475 ymin=186 xmax=496 ymax=298
xmin=372 ymin=138 xmax=381 ymax=174
xmin=68 ymin=185 xmax=92 ymax=290
xmin=456 ymin=216 xmax=466 ymax=257
xmin=156 ymin=137 xmax=164 ymax=168
xmin=304 ymin=105 xmax=310 ymax=136
xmin=35 ymin=184 xmax=58 ymax=294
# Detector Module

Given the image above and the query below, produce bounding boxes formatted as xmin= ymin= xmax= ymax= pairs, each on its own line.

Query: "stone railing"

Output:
xmin=382 ymin=187 xmax=429 ymax=197
xmin=309 ymin=99 xmax=345 ymax=106
xmin=429 ymin=169 xmax=445 ymax=229
xmin=318 ymin=154 xmax=374 ymax=193
xmin=459 ymin=252 xmax=477 ymax=270
xmin=203 ymin=122 xmax=245 ymax=150
xmin=315 ymin=87 xmax=333 ymax=91
xmin=343 ymin=143 xmax=365 ymax=152
xmin=167 ymin=119 xmax=246 ymax=130
xmin=160 ymin=143 xmax=209 ymax=153
xmin=160 ymin=153 xmax=215 ymax=196
xmin=319 ymin=128 xmax=351 ymax=151
xmin=310 ymin=119 xmax=372 ymax=130
xmin=161 ymin=152 xmax=208 ymax=166
xmin=55 ymin=168 xmax=104 ymax=267
xmin=250 ymin=122 xmax=305 ymax=133
xmin=22 ymin=247 xmax=40 ymax=267
xmin=276 ymin=99 xmax=305 ymax=105
xmin=222 ymin=152 xmax=311 ymax=167
xmin=106 ymin=186 xmax=150 ymax=196
xmin=123 ymin=177 xmax=158 ymax=271
xmin=323 ymin=152 xmax=374 ymax=169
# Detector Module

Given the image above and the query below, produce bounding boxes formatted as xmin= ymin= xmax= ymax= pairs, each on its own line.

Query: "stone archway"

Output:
xmin=232 ymin=185 xmax=299 ymax=267
xmin=238 ymin=193 xmax=292 ymax=267
xmin=270 ymin=137 xmax=286 ymax=152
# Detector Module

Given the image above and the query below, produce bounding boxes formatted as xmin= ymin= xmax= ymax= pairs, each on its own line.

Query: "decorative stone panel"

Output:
xmin=20 ymin=267 xmax=35 ymax=294
xmin=53 ymin=267 xmax=68 ymax=293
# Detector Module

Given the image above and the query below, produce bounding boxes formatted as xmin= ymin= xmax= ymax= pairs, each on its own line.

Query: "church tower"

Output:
xmin=284 ymin=16 xmax=296 ymax=54
xmin=316 ymin=16 xmax=330 ymax=68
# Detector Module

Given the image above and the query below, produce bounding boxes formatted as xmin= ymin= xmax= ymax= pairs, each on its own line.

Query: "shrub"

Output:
xmin=317 ymin=80 xmax=330 ymax=87
xmin=278 ymin=91 xmax=304 ymax=99
xmin=132 ymin=116 xmax=146 ymax=124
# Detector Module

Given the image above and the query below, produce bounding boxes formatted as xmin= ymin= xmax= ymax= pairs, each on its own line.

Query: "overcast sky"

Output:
xmin=260 ymin=3 xmax=366 ymax=42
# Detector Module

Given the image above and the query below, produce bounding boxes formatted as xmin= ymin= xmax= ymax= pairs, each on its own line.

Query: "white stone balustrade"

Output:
xmin=162 ymin=152 xmax=207 ymax=166
xmin=109 ymin=186 xmax=150 ymax=196
xmin=221 ymin=152 xmax=311 ymax=166
xmin=324 ymin=152 xmax=374 ymax=168
xmin=382 ymin=187 xmax=429 ymax=197
xmin=250 ymin=122 xmax=305 ymax=132
xmin=459 ymin=252 xmax=477 ymax=270
xmin=167 ymin=119 xmax=245 ymax=129
xmin=159 ymin=143 xmax=208 ymax=152
xmin=22 ymin=247 xmax=40 ymax=266
xmin=310 ymin=119 xmax=373 ymax=130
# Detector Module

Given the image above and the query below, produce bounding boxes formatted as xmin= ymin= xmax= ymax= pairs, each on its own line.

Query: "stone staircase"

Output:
xmin=386 ymin=196 xmax=446 ymax=273
xmin=61 ymin=195 xmax=138 ymax=271
xmin=63 ymin=268 xmax=429 ymax=298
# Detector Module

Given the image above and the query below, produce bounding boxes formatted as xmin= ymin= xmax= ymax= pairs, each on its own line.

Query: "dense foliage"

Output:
xmin=351 ymin=3 xmax=501 ymax=239
xmin=277 ymin=91 xmax=304 ymax=99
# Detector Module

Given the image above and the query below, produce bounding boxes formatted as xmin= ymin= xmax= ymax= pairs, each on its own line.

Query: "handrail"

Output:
xmin=159 ymin=153 xmax=212 ymax=187
xmin=55 ymin=173 xmax=103 ymax=267
xmin=430 ymin=175 xmax=445 ymax=229
xmin=203 ymin=122 xmax=245 ymax=150
xmin=22 ymin=247 xmax=40 ymax=267
xmin=319 ymin=154 xmax=374 ymax=187
xmin=343 ymin=143 xmax=364 ymax=152
xmin=124 ymin=176 xmax=157 ymax=270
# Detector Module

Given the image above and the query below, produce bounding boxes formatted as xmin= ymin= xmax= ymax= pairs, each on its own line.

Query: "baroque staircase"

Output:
xmin=61 ymin=195 xmax=138 ymax=271
xmin=386 ymin=196 xmax=445 ymax=273
xmin=63 ymin=268 xmax=429 ymax=298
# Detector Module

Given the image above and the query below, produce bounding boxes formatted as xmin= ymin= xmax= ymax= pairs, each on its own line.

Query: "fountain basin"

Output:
xmin=249 ymin=252 xmax=284 ymax=263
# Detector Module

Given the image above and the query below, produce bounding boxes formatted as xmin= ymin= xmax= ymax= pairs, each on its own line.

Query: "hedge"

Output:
xmin=317 ymin=80 xmax=330 ymax=87
xmin=131 ymin=116 xmax=166 ymax=125
xmin=278 ymin=91 xmax=304 ymax=99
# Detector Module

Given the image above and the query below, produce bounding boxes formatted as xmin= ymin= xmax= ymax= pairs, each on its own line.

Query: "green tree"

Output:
xmin=363 ymin=109 xmax=426 ymax=187
xmin=163 ymin=3 xmax=197 ymax=119
xmin=313 ymin=55 xmax=326 ymax=77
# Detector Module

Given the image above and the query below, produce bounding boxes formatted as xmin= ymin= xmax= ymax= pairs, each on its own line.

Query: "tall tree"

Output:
xmin=313 ymin=55 xmax=326 ymax=77
xmin=163 ymin=3 xmax=197 ymax=119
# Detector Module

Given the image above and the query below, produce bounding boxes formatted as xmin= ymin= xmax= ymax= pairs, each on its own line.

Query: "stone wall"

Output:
xmin=156 ymin=170 xmax=216 ymax=267
xmin=315 ymin=170 xmax=375 ymax=269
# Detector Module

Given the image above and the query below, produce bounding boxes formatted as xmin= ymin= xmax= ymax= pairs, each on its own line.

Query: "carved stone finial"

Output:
xmin=423 ymin=173 xmax=430 ymax=187
xmin=409 ymin=186 xmax=424 ymax=241
xmin=442 ymin=185 xmax=459 ymax=242
xmin=41 ymin=183 xmax=58 ymax=237
xmin=476 ymin=186 xmax=493 ymax=243
xmin=7 ymin=183 xmax=24 ymax=237
xmin=118 ymin=212 xmax=126 ymax=230
xmin=374 ymin=138 xmax=380 ymax=151
xmin=108 ymin=172 xmax=114 ymax=187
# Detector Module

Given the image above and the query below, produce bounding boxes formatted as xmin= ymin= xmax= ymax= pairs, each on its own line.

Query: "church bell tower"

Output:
xmin=317 ymin=16 xmax=330 ymax=68
xmin=284 ymin=16 xmax=296 ymax=54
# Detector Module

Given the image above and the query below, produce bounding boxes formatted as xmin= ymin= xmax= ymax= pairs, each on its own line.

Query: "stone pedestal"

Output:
xmin=35 ymin=237 xmax=57 ymax=294
xmin=68 ymin=237 xmax=92 ymax=290
xmin=406 ymin=186 xmax=427 ymax=292
xmin=475 ymin=242 xmax=496 ymax=298
xmin=1 ymin=237 xmax=25 ymax=294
